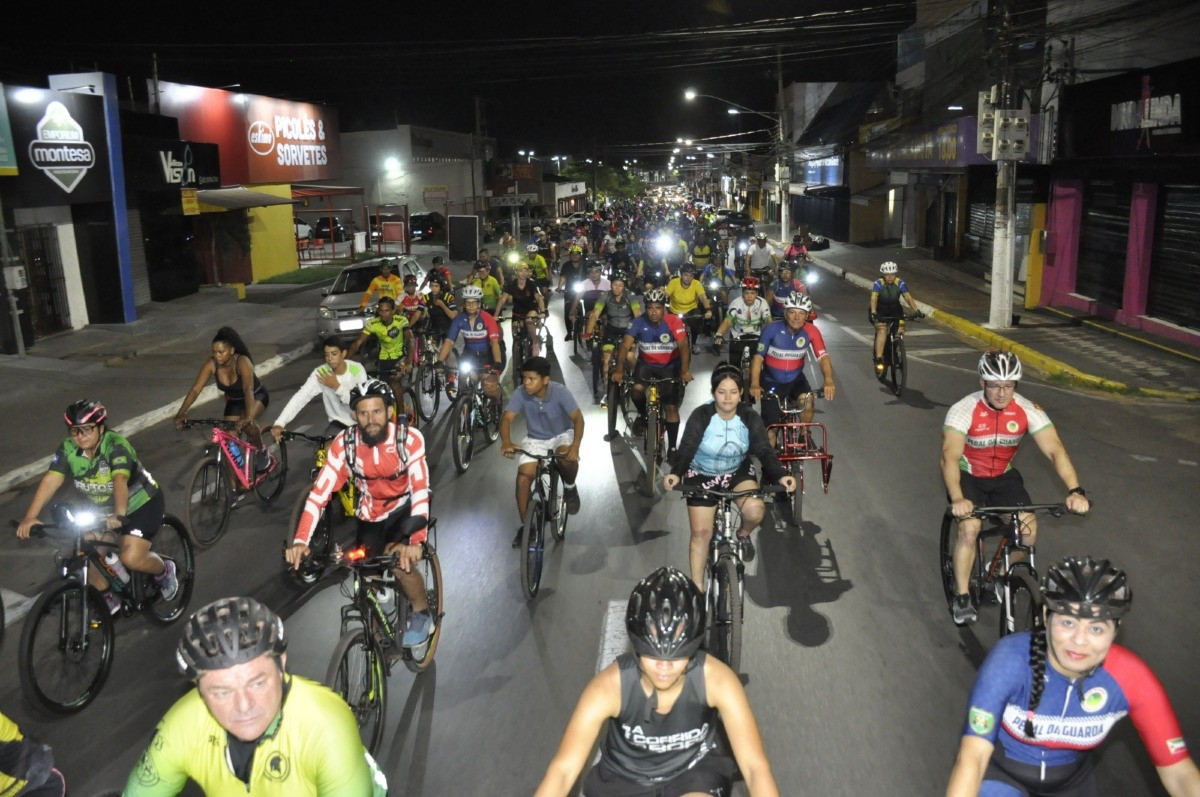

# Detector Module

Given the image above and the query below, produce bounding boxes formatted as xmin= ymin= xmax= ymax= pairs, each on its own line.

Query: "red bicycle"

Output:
xmin=182 ymin=419 xmax=288 ymax=548
xmin=766 ymin=391 xmax=833 ymax=527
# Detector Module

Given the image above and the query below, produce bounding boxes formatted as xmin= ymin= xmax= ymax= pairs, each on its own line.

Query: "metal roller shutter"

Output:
xmin=127 ymin=208 xmax=152 ymax=307
xmin=964 ymin=173 xmax=995 ymax=270
xmin=1148 ymin=184 xmax=1200 ymax=330
xmin=1075 ymin=180 xmax=1129 ymax=308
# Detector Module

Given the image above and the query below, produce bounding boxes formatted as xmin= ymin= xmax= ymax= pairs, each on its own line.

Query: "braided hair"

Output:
xmin=1025 ymin=619 xmax=1048 ymax=738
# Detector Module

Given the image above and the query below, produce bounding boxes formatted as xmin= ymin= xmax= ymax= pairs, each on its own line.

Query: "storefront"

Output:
xmin=1042 ymin=57 xmax=1200 ymax=344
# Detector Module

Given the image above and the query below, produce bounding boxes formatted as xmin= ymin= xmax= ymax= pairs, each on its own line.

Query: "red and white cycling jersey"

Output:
xmin=943 ymin=391 xmax=1052 ymax=478
xmin=294 ymin=421 xmax=430 ymax=545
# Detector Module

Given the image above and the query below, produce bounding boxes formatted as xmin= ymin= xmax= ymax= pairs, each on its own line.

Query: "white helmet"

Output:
xmin=525 ymin=244 xmax=539 ymax=253
xmin=978 ymin=350 xmax=1022 ymax=382
xmin=461 ymin=285 xmax=484 ymax=302
xmin=783 ymin=292 xmax=813 ymax=312
xmin=880 ymin=261 xmax=898 ymax=275
xmin=533 ymin=226 xmax=542 ymax=233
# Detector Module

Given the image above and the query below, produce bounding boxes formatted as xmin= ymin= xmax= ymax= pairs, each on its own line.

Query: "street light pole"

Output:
xmin=777 ymin=51 xmax=790 ymax=241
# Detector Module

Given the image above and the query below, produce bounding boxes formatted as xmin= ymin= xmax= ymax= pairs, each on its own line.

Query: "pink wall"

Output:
xmin=1041 ymin=180 xmax=1083 ymax=309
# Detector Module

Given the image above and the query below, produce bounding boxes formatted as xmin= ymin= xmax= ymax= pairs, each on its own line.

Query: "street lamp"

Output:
xmin=518 ymin=149 xmax=535 ymax=162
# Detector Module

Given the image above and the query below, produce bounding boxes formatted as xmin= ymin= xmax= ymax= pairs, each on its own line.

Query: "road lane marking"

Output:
xmin=597 ymin=599 xmax=629 ymax=673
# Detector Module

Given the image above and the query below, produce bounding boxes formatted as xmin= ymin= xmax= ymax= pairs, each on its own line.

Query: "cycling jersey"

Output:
xmin=699 ymin=263 xmax=735 ymax=288
xmin=664 ymin=277 xmax=706 ymax=315
xmin=593 ymin=291 xmax=641 ymax=331
xmin=467 ymin=274 xmax=503 ymax=310
xmin=397 ymin=291 xmax=425 ymax=318
xmin=360 ymin=273 xmax=403 ymax=307
xmin=872 ymin=277 xmax=910 ymax=314
xmin=783 ymin=244 xmax=809 ymax=260
xmin=767 ymin=278 xmax=807 ymax=318
xmin=724 ymin=296 xmax=771 ymax=337
xmin=523 ymin=255 xmax=548 ymax=281
xmin=295 ymin=420 xmax=430 ymax=546
xmin=689 ymin=242 xmax=714 ymax=268
xmin=48 ymin=430 xmax=158 ymax=513
xmin=626 ymin=313 xmax=687 ymax=367
xmin=756 ymin=320 xmax=828 ymax=384
xmin=425 ymin=292 xmax=456 ymax=336
xmin=943 ymin=392 xmax=1053 ymax=478
xmin=363 ymin=314 xmax=410 ymax=361
xmin=504 ymin=278 xmax=542 ymax=316
xmin=607 ymin=250 xmax=636 ymax=272
xmin=963 ymin=633 xmax=1190 ymax=771
xmin=445 ymin=310 xmax=502 ymax=356
xmin=124 ymin=675 xmax=386 ymax=797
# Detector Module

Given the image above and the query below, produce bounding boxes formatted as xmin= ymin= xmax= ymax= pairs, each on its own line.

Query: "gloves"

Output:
xmin=869 ymin=313 xmax=878 ymax=324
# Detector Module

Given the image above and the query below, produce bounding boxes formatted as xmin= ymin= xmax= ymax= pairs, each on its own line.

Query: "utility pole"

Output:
xmin=472 ymin=95 xmax=482 ymax=218
xmin=776 ymin=50 xmax=791 ymax=241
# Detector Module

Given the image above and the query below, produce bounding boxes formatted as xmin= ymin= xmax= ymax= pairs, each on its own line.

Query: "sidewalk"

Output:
xmin=758 ymin=224 xmax=1200 ymax=400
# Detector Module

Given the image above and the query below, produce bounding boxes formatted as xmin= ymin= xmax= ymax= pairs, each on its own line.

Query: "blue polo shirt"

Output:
xmin=506 ymin=382 xmax=578 ymax=440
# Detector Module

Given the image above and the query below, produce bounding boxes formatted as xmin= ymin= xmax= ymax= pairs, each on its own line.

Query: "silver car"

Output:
xmin=315 ymin=256 xmax=427 ymax=347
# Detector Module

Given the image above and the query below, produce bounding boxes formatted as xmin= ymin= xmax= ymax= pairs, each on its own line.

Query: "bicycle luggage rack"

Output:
xmin=767 ymin=420 xmax=833 ymax=493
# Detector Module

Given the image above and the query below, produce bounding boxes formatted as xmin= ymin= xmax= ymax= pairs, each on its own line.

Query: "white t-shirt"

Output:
xmin=725 ymin=296 xmax=772 ymax=336
xmin=747 ymin=244 xmax=776 ymax=271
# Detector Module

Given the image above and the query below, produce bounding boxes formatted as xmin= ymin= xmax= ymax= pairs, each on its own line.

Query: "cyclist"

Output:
xmin=359 ymin=258 xmax=403 ymax=308
xmin=424 ymin=277 xmax=458 ymax=343
xmin=662 ymin=365 xmax=796 ymax=586
xmin=714 ymin=276 xmax=772 ymax=398
xmin=605 ymin=237 xmax=637 ymax=278
xmin=664 ymin=264 xmax=713 ymax=354
xmin=744 ymin=232 xmax=779 ymax=283
xmin=417 ymin=255 xmax=452 ymax=292
xmin=437 ymin=284 xmax=505 ymax=402
xmin=125 ymin=596 xmax=386 ymax=796
xmin=465 ymin=260 xmax=503 ymax=314
xmin=584 ymin=270 xmax=642 ymax=411
xmin=688 ymin=228 xmax=716 ymax=272
xmin=174 ymin=327 xmax=271 ymax=471
xmin=946 ymin=557 xmax=1200 ymax=796
xmin=396 ymin=274 xmax=427 ymax=329
xmin=556 ymin=245 xmax=587 ymax=339
xmin=533 ymin=567 xmax=781 ymax=797
xmin=346 ymin=296 xmax=414 ymax=391
xmin=269 ymin=337 xmax=369 ymax=442
xmin=870 ymin=261 xmax=923 ymax=375
xmin=569 ymin=261 xmax=610 ymax=345
xmin=750 ymin=293 xmax=835 ymax=440
xmin=523 ymin=243 xmax=551 ymax=299
xmin=478 ymin=246 xmax=505 ymax=285
xmin=782 ymin=233 xmax=812 ymax=262
xmin=658 ymin=226 xmax=689 ymax=281
xmin=765 ymin=261 xmax=808 ymax=320
xmin=1 ymin=710 xmax=65 ymax=797
xmin=495 ymin=261 xmax=547 ymax=356
xmin=942 ymin=350 xmax=1090 ymax=626
xmin=287 ymin=379 xmax=434 ymax=648
xmin=613 ymin=289 xmax=692 ymax=457
xmin=499 ymin=356 xmax=584 ymax=547
xmin=17 ymin=400 xmax=178 ymax=614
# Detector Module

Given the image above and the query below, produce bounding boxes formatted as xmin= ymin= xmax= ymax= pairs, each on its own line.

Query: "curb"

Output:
xmin=0 ymin=341 xmax=315 ymax=496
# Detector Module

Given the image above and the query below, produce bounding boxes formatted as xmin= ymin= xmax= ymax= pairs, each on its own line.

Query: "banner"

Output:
xmin=0 ymin=84 xmax=16 ymax=176
xmin=422 ymin=184 xmax=448 ymax=203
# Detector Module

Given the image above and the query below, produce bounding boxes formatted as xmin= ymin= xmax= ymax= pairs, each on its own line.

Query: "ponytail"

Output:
xmin=1025 ymin=622 xmax=1048 ymax=738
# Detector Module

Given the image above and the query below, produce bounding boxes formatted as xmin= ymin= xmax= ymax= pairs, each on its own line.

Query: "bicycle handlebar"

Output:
xmin=948 ymin=503 xmax=1073 ymax=519
xmin=511 ymin=448 xmax=566 ymax=462
xmin=676 ymin=484 xmax=789 ymax=499
xmin=280 ymin=430 xmax=333 ymax=445
xmin=181 ymin=418 xmax=238 ymax=430
xmin=875 ymin=312 xmax=925 ymax=322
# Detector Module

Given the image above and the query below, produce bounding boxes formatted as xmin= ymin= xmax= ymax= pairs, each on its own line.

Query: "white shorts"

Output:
xmin=518 ymin=430 xmax=575 ymax=466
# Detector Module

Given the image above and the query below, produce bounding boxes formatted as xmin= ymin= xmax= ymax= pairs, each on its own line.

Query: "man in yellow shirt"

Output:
xmin=665 ymin=264 xmax=713 ymax=354
xmin=522 ymin=244 xmax=550 ymax=299
xmin=465 ymin=260 xmax=503 ymax=313
xmin=360 ymin=259 xmax=403 ymax=308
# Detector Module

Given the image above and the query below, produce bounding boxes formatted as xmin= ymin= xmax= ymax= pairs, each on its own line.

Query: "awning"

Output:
xmin=292 ymin=184 xmax=365 ymax=199
xmin=197 ymin=187 xmax=297 ymax=209
xmin=850 ymin=183 xmax=895 ymax=206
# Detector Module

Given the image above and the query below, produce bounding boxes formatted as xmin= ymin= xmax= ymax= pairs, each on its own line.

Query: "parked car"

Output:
xmin=409 ymin=211 xmax=445 ymax=241
xmin=558 ymin=210 xmax=591 ymax=227
xmin=312 ymin=217 xmax=358 ymax=243
xmin=294 ymin=217 xmax=312 ymax=240
xmin=315 ymin=256 xmax=427 ymax=346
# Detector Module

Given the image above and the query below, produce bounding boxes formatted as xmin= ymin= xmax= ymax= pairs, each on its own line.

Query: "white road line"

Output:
xmin=1 ymin=587 xmax=38 ymax=626
xmin=1131 ymin=455 xmax=1157 ymax=462
xmin=1181 ymin=460 xmax=1198 ymax=467
xmin=597 ymin=599 xmax=630 ymax=673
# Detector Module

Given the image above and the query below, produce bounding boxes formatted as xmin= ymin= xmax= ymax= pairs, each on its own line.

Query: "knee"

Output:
xmin=690 ymin=526 xmax=712 ymax=544
xmin=741 ymin=500 xmax=765 ymax=524
xmin=956 ymin=521 xmax=981 ymax=545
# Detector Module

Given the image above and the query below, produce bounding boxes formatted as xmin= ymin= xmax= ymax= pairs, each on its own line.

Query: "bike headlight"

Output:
xmin=460 ymin=362 xmax=474 ymax=374
xmin=804 ymin=270 xmax=819 ymax=286
xmin=737 ymin=241 xmax=749 ymax=253
xmin=319 ymin=306 xmax=336 ymax=320
xmin=506 ymin=252 xmax=520 ymax=264
xmin=655 ymin=234 xmax=672 ymax=254
xmin=707 ymin=280 xmax=719 ymax=290
xmin=68 ymin=509 xmax=99 ymax=528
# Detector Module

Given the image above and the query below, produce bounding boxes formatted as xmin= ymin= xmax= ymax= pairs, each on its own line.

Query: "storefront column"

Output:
xmin=1119 ymin=182 xmax=1157 ymax=324
xmin=1040 ymin=179 xmax=1083 ymax=309
xmin=901 ymin=173 xmax=918 ymax=248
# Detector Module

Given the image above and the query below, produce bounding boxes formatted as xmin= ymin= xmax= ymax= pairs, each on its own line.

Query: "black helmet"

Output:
xmin=432 ymin=255 xmax=444 ymax=265
xmin=64 ymin=399 xmax=107 ymax=427
xmin=610 ymin=270 xmax=628 ymax=283
xmin=626 ymin=567 xmax=706 ymax=660
xmin=349 ymin=378 xmax=395 ymax=410
xmin=1042 ymin=556 xmax=1132 ymax=621
xmin=177 ymin=596 xmax=287 ymax=678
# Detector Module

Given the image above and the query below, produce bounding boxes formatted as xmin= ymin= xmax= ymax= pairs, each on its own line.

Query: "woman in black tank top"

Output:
xmin=533 ymin=567 xmax=780 ymax=797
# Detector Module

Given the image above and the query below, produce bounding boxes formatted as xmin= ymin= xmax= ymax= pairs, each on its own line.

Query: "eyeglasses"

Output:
xmin=984 ymin=382 xmax=1016 ymax=393
xmin=69 ymin=424 xmax=99 ymax=437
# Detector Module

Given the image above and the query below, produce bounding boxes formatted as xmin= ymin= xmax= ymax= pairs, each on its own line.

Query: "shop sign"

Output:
xmin=512 ymin=163 xmax=534 ymax=180
xmin=125 ymin=137 xmax=220 ymax=191
xmin=423 ymin=185 xmax=449 ymax=203
xmin=865 ymin=118 xmax=1032 ymax=170
xmin=0 ymin=84 xmax=17 ymax=176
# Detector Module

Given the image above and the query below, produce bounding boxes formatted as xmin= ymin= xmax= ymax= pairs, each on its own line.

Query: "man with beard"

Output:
xmin=286 ymin=378 xmax=434 ymax=649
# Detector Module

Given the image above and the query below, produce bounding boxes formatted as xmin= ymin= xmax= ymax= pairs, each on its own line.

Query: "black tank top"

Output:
xmin=600 ymin=652 xmax=719 ymax=783
xmin=214 ymin=356 xmax=265 ymax=401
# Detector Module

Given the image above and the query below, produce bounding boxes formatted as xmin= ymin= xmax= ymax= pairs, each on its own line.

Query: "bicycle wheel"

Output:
xmin=399 ymin=387 xmax=420 ymax=429
xmin=572 ymin=318 xmax=585 ymax=359
xmin=186 ymin=457 xmax=230 ymax=549
xmin=451 ymin=399 xmax=474 ymax=473
xmin=404 ymin=547 xmax=444 ymax=672
xmin=416 ymin=363 xmax=440 ymax=421
xmin=284 ymin=490 xmax=333 ymax=588
xmin=709 ymin=556 xmax=743 ymax=673
xmin=548 ymin=468 xmax=568 ymax=541
xmin=606 ymin=377 xmax=621 ymax=436
xmin=520 ymin=494 xmax=546 ymax=600
xmin=645 ymin=407 xmax=661 ymax=488
xmin=144 ymin=515 xmax=195 ymax=626
xmin=1001 ymin=565 xmax=1042 ymax=637
xmin=325 ymin=626 xmax=386 ymax=755
xmin=253 ymin=438 xmax=288 ymax=503
xmin=18 ymin=583 xmax=114 ymax=714
xmin=483 ymin=396 xmax=501 ymax=443
xmin=938 ymin=513 xmax=958 ymax=606
xmin=886 ymin=336 xmax=907 ymax=397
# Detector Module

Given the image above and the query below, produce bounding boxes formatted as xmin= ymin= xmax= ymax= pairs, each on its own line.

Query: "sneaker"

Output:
xmin=951 ymin=594 xmax=977 ymax=626
xmin=564 ymin=486 xmax=580 ymax=515
xmin=155 ymin=559 xmax=179 ymax=601
xmin=631 ymin=415 xmax=647 ymax=436
xmin=738 ymin=535 xmax=756 ymax=562
xmin=593 ymin=393 xmax=602 ymax=405
xmin=600 ymin=394 xmax=608 ymax=408
xmin=255 ymin=450 xmax=272 ymax=473
xmin=401 ymin=610 xmax=433 ymax=648
xmin=874 ymin=357 xmax=886 ymax=374
xmin=603 ymin=430 xmax=618 ymax=442
xmin=101 ymin=590 xmax=121 ymax=616
xmin=691 ymin=344 xmax=701 ymax=355
xmin=512 ymin=525 xmax=524 ymax=549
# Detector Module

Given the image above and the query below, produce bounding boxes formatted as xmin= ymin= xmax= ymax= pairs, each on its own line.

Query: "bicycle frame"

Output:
xmin=766 ymin=395 xmax=833 ymax=494
xmin=204 ymin=424 xmax=262 ymax=491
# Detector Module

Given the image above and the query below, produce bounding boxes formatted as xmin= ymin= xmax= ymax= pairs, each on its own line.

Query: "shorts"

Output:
xmin=600 ymin=325 xmax=628 ymax=350
xmin=118 ymin=489 xmax=165 ymax=541
xmin=222 ymin=387 xmax=269 ymax=418
xmin=356 ymin=503 xmax=417 ymax=555
xmin=633 ymin=361 xmax=685 ymax=407
xmin=376 ymin=357 xmax=406 ymax=380
xmin=459 ymin=347 xmax=505 ymax=374
xmin=517 ymin=430 xmax=575 ymax=466
xmin=759 ymin=376 xmax=813 ymax=426
xmin=956 ymin=469 xmax=1032 ymax=510
xmin=582 ymin=754 xmax=736 ymax=797
xmin=980 ymin=743 xmax=1096 ymax=796
xmin=683 ymin=460 xmax=758 ymax=507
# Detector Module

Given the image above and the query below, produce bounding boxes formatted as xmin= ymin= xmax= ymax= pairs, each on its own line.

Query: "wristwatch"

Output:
xmin=1068 ymin=487 xmax=1087 ymax=497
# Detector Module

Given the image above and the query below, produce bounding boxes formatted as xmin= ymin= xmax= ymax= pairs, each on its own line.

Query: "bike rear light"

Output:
xmin=346 ymin=545 xmax=368 ymax=562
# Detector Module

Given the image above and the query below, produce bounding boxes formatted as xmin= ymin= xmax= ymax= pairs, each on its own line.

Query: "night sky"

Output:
xmin=0 ymin=1 xmax=913 ymax=168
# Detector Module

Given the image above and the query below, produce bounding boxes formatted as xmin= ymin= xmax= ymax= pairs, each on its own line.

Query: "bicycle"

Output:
xmin=938 ymin=504 xmax=1070 ymax=636
xmin=373 ymin=359 xmax=421 ymax=429
xmin=182 ymin=419 xmax=288 ymax=549
xmin=449 ymin=361 xmax=501 ymax=474
xmin=765 ymin=391 xmax=833 ymax=527
xmin=635 ymin=375 xmax=680 ymax=489
xmin=281 ymin=430 xmax=355 ymax=588
xmin=512 ymin=449 xmax=569 ymax=600
xmin=677 ymin=484 xmax=785 ymax=674
xmin=713 ymin=333 xmax=759 ymax=400
xmin=13 ymin=503 xmax=195 ymax=713
xmin=413 ymin=333 xmax=447 ymax=422
xmin=505 ymin=313 xmax=551 ymax=388
xmin=874 ymin=311 xmax=924 ymax=397
xmin=324 ymin=516 xmax=443 ymax=754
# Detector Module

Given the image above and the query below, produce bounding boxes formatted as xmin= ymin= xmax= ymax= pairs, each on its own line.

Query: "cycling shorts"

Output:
xmin=981 ymin=742 xmax=1097 ymax=796
xmin=459 ymin=347 xmax=505 ymax=375
xmin=223 ymin=387 xmax=269 ymax=418
xmin=633 ymin=361 xmax=684 ymax=407
xmin=583 ymin=753 xmax=736 ymax=797
xmin=759 ymin=376 xmax=813 ymax=426
xmin=600 ymin=325 xmax=627 ymax=351
xmin=683 ymin=460 xmax=758 ymax=508
xmin=356 ymin=502 xmax=417 ymax=555
xmin=955 ymin=470 xmax=1032 ymax=512
xmin=119 ymin=489 xmax=164 ymax=541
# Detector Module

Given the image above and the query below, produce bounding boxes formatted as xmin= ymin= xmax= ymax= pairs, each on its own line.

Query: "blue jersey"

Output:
xmin=444 ymin=311 xmax=501 ymax=355
xmin=963 ymin=633 xmax=1189 ymax=770
xmin=755 ymin=320 xmax=828 ymax=384
xmin=626 ymin=313 xmax=687 ymax=367
xmin=768 ymin=279 xmax=806 ymax=318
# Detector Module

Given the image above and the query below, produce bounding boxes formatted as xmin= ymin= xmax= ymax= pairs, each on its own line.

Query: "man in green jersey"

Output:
xmin=124 ymin=597 xmax=387 ymax=796
xmin=348 ymin=296 xmax=414 ymax=390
